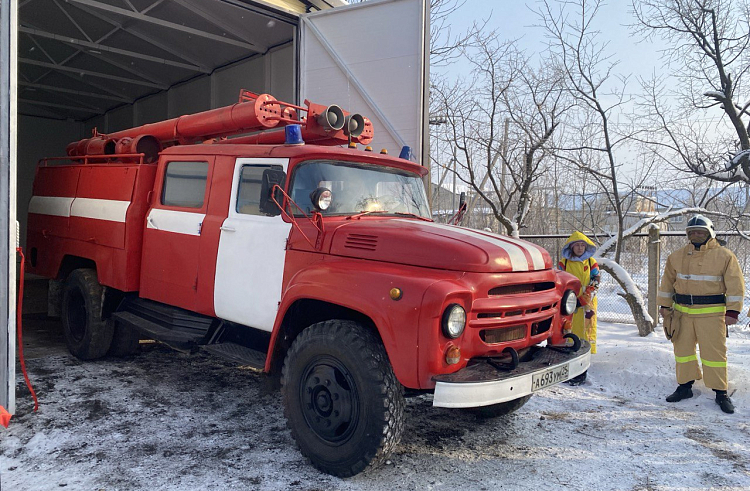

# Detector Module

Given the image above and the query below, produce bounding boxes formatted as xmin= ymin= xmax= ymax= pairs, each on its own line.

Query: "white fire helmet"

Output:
xmin=686 ymin=214 xmax=716 ymax=239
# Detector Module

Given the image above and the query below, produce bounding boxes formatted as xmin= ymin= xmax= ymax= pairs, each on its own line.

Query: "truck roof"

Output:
xmin=160 ymin=143 xmax=429 ymax=177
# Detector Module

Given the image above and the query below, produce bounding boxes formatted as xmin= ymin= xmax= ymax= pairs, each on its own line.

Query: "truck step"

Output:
xmin=123 ymin=297 xmax=215 ymax=336
xmin=112 ymin=297 xmax=218 ymax=351
xmin=201 ymin=342 xmax=266 ymax=369
xmin=112 ymin=310 xmax=207 ymax=352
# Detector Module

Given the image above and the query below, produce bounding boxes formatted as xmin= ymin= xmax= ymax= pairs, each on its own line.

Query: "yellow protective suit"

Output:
xmin=658 ymin=237 xmax=744 ymax=390
xmin=559 ymin=232 xmax=600 ymax=354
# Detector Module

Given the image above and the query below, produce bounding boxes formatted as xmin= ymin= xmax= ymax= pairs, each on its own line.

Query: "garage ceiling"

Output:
xmin=17 ymin=0 xmax=340 ymax=121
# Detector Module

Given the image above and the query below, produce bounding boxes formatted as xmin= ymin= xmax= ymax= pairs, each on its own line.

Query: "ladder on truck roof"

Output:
xmin=63 ymin=90 xmax=375 ymax=165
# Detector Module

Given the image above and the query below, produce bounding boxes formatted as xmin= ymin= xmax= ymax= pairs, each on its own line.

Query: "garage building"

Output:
xmin=1 ymin=0 xmax=429 ymax=414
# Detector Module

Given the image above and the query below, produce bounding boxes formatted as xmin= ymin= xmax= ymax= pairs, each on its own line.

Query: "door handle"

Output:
xmin=220 ymin=225 xmax=236 ymax=232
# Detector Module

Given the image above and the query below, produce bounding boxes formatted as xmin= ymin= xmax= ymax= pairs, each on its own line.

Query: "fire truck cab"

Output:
xmin=26 ymin=93 xmax=590 ymax=477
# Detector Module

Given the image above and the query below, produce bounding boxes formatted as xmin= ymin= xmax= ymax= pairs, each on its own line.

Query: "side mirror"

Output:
xmin=459 ymin=191 xmax=466 ymax=208
xmin=259 ymin=168 xmax=286 ymax=216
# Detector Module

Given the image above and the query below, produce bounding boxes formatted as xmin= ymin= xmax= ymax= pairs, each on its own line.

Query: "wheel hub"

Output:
xmin=300 ymin=359 xmax=358 ymax=443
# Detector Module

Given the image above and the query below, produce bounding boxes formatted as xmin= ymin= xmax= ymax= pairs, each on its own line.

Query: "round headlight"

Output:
xmin=561 ymin=290 xmax=578 ymax=316
xmin=442 ymin=304 xmax=466 ymax=339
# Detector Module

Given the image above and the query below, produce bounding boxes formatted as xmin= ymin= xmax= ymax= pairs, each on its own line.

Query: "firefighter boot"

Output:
xmin=714 ymin=390 xmax=735 ymax=414
xmin=666 ymin=381 xmax=694 ymax=402
xmin=567 ymin=371 xmax=587 ymax=386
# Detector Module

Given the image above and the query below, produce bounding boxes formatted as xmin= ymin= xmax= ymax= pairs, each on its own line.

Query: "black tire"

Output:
xmin=107 ymin=318 xmax=140 ymax=357
xmin=464 ymin=395 xmax=532 ymax=419
xmin=281 ymin=320 xmax=405 ymax=477
xmin=61 ymin=269 xmax=114 ymax=360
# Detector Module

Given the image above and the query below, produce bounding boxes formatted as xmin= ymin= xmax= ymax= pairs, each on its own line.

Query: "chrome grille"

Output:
xmin=488 ymin=282 xmax=555 ymax=296
xmin=481 ymin=325 xmax=527 ymax=344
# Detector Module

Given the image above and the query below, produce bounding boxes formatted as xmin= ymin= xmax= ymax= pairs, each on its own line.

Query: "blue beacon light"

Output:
xmin=285 ymin=124 xmax=305 ymax=145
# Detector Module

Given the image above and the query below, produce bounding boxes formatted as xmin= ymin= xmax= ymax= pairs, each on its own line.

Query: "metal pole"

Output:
xmin=421 ymin=0 xmax=431 ymax=205
xmin=451 ymin=155 xmax=456 ymax=215
xmin=1 ymin=0 xmax=18 ymax=413
xmin=466 ymin=118 xmax=509 ymax=228
xmin=648 ymin=225 xmax=661 ymax=324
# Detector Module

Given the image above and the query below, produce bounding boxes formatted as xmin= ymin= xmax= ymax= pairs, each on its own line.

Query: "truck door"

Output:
xmin=140 ymin=157 xmax=215 ymax=311
xmin=213 ymin=158 xmax=291 ymax=331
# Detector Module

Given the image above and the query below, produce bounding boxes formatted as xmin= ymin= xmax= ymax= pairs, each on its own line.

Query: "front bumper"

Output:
xmin=432 ymin=341 xmax=591 ymax=408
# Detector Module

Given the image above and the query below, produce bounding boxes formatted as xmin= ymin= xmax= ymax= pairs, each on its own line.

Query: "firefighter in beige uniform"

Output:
xmin=658 ymin=215 xmax=743 ymax=414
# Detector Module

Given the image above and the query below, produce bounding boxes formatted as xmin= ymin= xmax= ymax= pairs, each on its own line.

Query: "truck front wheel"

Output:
xmin=281 ymin=320 xmax=405 ymax=477
xmin=61 ymin=269 xmax=114 ymax=360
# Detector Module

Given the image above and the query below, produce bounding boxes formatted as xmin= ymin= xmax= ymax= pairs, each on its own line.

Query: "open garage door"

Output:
xmin=1 ymin=0 xmax=18 ymax=414
xmin=299 ymin=0 xmax=429 ymax=164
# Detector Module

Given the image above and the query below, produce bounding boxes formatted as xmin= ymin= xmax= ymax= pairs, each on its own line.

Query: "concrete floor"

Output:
xmin=17 ymin=278 xmax=67 ymax=361
xmin=17 ymin=313 xmax=67 ymax=361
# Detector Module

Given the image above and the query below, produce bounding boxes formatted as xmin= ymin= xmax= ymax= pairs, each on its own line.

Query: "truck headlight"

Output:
xmin=561 ymin=290 xmax=577 ymax=315
xmin=442 ymin=304 xmax=466 ymax=338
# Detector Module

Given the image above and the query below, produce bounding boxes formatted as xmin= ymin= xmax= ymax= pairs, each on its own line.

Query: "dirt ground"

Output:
xmin=2 ymin=315 xmax=749 ymax=491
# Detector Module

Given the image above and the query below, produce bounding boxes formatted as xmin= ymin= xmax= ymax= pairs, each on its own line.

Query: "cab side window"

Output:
xmin=162 ymin=161 xmax=209 ymax=208
xmin=237 ymin=164 xmax=283 ymax=216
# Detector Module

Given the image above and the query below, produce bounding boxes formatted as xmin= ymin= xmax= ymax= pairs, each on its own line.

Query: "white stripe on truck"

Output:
xmin=415 ymin=221 xmax=542 ymax=272
xmin=29 ymin=196 xmax=130 ymax=223
xmin=71 ymin=198 xmax=130 ymax=222
xmin=28 ymin=196 xmax=74 ymax=217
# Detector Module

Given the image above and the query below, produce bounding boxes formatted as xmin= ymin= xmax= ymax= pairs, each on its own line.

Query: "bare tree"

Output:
xmin=432 ymin=32 xmax=570 ymax=236
xmin=536 ymin=0 xmax=648 ymax=262
xmin=536 ymin=0 xmax=661 ymax=335
xmin=633 ymin=0 xmax=750 ymax=182
xmin=429 ymin=0 xmax=488 ymax=66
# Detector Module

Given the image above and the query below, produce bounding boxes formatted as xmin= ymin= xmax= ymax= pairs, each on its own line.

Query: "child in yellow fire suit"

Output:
xmin=559 ymin=231 xmax=600 ymax=385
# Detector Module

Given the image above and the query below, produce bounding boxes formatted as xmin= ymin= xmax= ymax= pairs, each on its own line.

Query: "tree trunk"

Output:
xmin=619 ymin=291 xmax=654 ymax=337
xmin=597 ymin=260 xmax=654 ymax=337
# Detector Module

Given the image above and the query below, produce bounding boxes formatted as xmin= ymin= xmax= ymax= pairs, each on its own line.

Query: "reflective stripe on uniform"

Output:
xmin=673 ymin=304 xmax=725 ymax=315
xmin=675 ymin=354 xmax=697 ymax=363
xmin=701 ymin=358 xmax=727 ymax=368
xmin=676 ymin=273 xmax=723 ymax=281
xmin=727 ymin=296 xmax=743 ymax=303
xmin=658 ymin=291 xmax=673 ymax=298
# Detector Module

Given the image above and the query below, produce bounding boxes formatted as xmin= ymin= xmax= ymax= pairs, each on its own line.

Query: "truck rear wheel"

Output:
xmin=61 ymin=269 xmax=114 ymax=360
xmin=464 ymin=395 xmax=532 ymax=419
xmin=281 ymin=320 xmax=405 ymax=477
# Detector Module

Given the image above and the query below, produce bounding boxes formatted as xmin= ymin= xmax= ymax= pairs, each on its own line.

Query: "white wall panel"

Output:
xmin=213 ymin=56 xmax=267 ymax=108
xmin=269 ymin=44 xmax=295 ymax=103
xmin=108 ymin=104 xmax=134 ymax=133
xmin=300 ymin=0 xmax=427 ymax=163
xmin=135 ymin=91 xmax=168 ymax=126
xmin=169 ymin=77 xmax=211 ymax=118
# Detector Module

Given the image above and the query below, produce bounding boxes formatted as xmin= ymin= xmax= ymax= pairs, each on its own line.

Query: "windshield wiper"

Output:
xmin=346 ymin=210 xmax=389 ymax=220
xmin=393 ymin=212 xmax=433 ymax=222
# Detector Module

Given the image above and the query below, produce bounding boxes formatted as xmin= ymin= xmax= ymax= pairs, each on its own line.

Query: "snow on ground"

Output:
xmin=1 ymin=317 xmax=749 ymax=491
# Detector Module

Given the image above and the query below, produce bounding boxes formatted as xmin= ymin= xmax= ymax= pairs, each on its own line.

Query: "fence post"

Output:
xmin=648 ymin=225 xmax=661 ymax=323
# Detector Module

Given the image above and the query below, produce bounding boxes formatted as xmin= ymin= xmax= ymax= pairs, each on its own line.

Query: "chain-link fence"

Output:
xmin=523 ymin=233 xmax=750 ymax=334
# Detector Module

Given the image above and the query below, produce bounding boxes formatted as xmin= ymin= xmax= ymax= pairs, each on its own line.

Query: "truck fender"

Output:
xmin=266 ymin=265 xmax=441 ymax=389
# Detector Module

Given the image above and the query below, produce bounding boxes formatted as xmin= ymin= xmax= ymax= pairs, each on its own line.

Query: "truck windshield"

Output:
xmin=289 ymin=160 xmax=431 ymax=218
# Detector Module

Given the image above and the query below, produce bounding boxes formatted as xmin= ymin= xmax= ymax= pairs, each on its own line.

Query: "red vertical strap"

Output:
xmin=16 ymin=248 xmax=38 ymax=412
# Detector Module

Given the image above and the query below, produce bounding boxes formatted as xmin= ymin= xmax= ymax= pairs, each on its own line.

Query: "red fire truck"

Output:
xmin=25 ymin=91 xmax=589 ymax=477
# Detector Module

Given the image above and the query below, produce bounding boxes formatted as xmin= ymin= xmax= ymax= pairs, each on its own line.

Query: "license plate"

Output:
xmin=531 ymin=364 xmax=570 ymax=391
